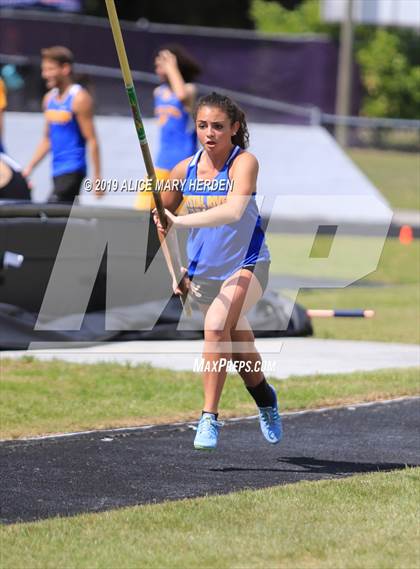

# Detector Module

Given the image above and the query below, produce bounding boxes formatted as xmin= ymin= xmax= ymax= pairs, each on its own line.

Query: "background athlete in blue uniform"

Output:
xmin=23 ymin=46 xmax=101 ymax=203
xmin=135 ymin=45 xmax=200 ymax=210
xmin=154 ymin=92 xmax=282 ymax=451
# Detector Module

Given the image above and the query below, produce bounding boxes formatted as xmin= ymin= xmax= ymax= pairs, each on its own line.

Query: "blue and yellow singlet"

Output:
xmin=182 ymin=146 xmax=270 ymax=281
xmin=45 ymin=84 xmax=86 ymax=177
xmin=155 ymin=84 xmax=196 ymax=171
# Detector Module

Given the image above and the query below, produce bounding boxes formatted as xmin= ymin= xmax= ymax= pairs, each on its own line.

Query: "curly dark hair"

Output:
xmin=155 ymin=44 xmax=201 ymax=83
xmin=193 ymin=92 xmax=249 ymax=149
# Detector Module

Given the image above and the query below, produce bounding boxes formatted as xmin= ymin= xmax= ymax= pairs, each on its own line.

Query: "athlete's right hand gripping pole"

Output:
xmin=105 ymin=0 xmax=191 ymax=315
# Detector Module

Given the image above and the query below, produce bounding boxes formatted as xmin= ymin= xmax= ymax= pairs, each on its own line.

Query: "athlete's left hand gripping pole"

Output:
xmin=105 ymin=0 xmax=191 ymax=316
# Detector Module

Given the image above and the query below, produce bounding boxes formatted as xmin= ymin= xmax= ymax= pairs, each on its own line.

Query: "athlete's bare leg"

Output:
xmin=230 ymin=316 xmax=265 ymax=388
xmin=197 ymin=268 xmax=264 ymax=413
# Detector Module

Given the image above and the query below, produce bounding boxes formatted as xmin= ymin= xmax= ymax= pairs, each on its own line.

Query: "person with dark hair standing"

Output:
xmin=135 ymin=45 xmax=201 ymax=210
xmin=23 ymin=46 xmax=102 ymax=203
xmin=154 ymin=92 xmax=282 ymax=451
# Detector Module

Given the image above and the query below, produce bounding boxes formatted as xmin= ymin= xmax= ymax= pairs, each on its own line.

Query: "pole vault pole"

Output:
xmin=307 ymin=309 xmax=375 ymax=318
xmin=105 ymin=0 xmax=191 ymax=315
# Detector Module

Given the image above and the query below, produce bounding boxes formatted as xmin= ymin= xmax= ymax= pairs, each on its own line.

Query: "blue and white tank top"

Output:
xmin=183 ymin=146 xmax=270 ymax=281
xmin=155 ymin=84 xmax=197 ymax=171
xmin=45 ymin=84 xmax=87 ymax=177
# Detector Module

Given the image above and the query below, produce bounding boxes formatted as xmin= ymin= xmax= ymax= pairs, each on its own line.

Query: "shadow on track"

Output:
xmin=209 ymin=456 xmax=415 ymax=475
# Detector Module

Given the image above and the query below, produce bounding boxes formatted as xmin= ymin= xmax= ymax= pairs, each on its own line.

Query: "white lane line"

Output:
xmin=2 ymin=395 xmax=419 ymax=443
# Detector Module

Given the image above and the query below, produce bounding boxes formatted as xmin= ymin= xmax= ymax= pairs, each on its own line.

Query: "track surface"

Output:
xmin=1 ymin=399 xmax=419 ymax=524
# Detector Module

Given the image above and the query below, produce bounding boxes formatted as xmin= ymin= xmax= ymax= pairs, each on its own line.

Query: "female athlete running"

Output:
xmin=154 ymin=92 xmax=282 ymax=451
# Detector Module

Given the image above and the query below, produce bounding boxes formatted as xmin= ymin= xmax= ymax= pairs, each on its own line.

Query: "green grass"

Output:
xmin=347 ymin=148 xmax=420 ymax=210
xmin=1 ymin=361 xmax=418 ymax=439
xmin=266 ymin=235 xmax=419 ymax=285
xmin=362 ymin=237 xmax=419 ymax=284
xmin=2 ymin=467 xmax=419 ymax=569
xmin=1 ymin=147 xmax=417 ymax=569
xmin=1 ymin=235 xmax=417 ymax=437
xmin=298 ymin=284 xmax=419 ymax=344
xmin=266 ymin=235 xmax=419 ymax=343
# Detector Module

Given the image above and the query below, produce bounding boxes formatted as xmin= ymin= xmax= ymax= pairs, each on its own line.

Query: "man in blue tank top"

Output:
xmin=23 ymin=46 xmax=101 ymax=203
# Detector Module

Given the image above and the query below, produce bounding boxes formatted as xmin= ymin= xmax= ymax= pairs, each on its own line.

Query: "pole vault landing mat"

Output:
xmin=1 ymin=398 xmax=419 ymax=524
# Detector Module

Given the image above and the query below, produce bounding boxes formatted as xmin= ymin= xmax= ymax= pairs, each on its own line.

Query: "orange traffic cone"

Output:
xmin=399 ymin=225 xmax=413 ymax=245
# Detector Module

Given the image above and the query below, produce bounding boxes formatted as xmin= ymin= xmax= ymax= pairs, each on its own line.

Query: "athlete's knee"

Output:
xmin=204 ymin=326 xmax=228 ymax=344
xmin=204 ymin=315 xmax=231 ymax=345
xmin=204 ymin=310 xmax=228 ymax=335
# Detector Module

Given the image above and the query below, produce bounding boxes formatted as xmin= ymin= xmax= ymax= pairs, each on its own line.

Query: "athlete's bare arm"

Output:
xmin=154 ymin=157 xmax=191 ymax=294
xmin=22 ymin=93 xmax=51 ymax=178
xmin=161 ymin=157 xmax=190 ymax=213
xmin=73 ymin=89 xmax=101 ymax=195
xmin=170 ymin=152 xmax=258 ymax=228
xmin=158 ymin=50 xmax=196 ymax=112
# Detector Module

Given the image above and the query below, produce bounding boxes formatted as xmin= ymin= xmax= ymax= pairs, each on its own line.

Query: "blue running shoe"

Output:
xmin=194 ymin=412 xmax=223 ymax=451
xmin=258 ymin=385 xmax=282 ymax=444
